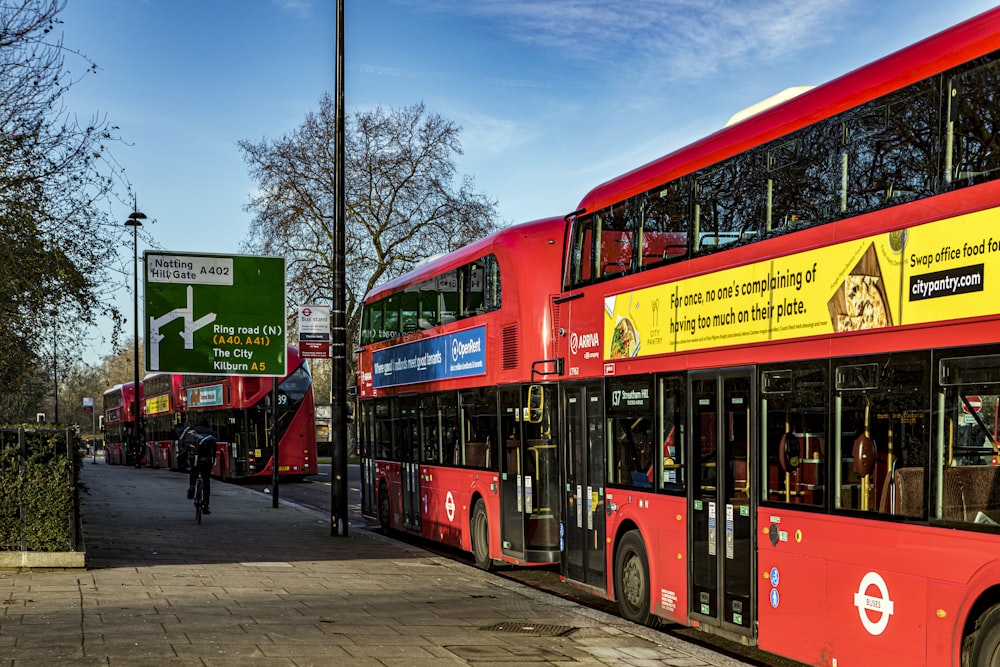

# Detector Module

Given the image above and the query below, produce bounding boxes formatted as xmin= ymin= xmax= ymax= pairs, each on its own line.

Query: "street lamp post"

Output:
xmin=50 ymin=308 xmax=59 ymax=424
xmin=125 ymin=209 xmax=147 ymax=468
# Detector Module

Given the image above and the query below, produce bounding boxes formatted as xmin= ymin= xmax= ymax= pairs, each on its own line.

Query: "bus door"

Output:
xmin=399 ymin=397 xmax=421 ymax=532
xmin=498 ymin=385 xmax=562 ymax=564
xmin=358 ymin=401 xmax=376 ymax=519
xmin=245 ymin=400 xmax=267 ymax=477
xmin=563 ymin=382 xmax=607 ymax=590
xmin=499 ymin=386 xmax=526 ymax=557
xmin=689 ymin=370 xmax=755 ymax=636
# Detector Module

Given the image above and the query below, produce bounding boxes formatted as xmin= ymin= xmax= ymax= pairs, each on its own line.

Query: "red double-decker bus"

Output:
xmin=142 ymin=372 xmax=184 ymax=469
xmin=356 ymin=218 xmax=566 ymax=569
xmin=171 ymin=346 xmax=318 ymax=481
xmin=553 ymin=7 xmax=1000 ymax=666
xmin=102 ymin=381 xmax=140 ymax=466
xmin=359 ymin=8 xmax=1000 ymax=665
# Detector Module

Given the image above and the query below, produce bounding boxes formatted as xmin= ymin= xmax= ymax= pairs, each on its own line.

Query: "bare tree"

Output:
xmin=97 ymin=338 xmax=143 ymax=391
xmin=58 ymin=362 xmax=104 ymax=439
xmin=0 ymin=0 xmax=133 ymax=422
xmin=239 ymin=98 xmax=501 ymax=382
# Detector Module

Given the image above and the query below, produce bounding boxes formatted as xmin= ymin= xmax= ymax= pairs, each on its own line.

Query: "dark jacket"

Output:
xmin=180 ymin=426 xmax=217 ymax=464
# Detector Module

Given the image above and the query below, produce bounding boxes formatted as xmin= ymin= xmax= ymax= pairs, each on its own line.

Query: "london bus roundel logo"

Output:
xmin=854 ymin=571 xmax=894 ymax=635
xmin=445 ymin=491 xmax=456 ymax=522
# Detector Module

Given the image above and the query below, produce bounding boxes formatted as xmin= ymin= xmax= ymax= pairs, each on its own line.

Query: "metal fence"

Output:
xmin=0 ymin=428 xmax=80 ymax=553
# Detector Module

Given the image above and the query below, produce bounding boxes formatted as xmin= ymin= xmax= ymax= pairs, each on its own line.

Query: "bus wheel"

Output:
xmin=967 ymin=604 xmax=1000 ymax=667
xmin=377 ymin=482 xmax=391 ymax=532
xmin=615 ymin=530 xmax=656 ymax=626
xmin=471 ymin=499 xmax=493 ymax=571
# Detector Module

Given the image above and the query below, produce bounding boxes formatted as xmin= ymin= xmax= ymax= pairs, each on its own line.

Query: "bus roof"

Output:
xmin=575 ymin=6 xmax=1000 ymax=215
xmin=363 ymin=216 xmax=567 ymax=303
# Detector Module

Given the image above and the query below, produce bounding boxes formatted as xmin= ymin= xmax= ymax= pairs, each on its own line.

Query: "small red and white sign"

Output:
xmin=963 ymin=395 xmax=982 ymax=413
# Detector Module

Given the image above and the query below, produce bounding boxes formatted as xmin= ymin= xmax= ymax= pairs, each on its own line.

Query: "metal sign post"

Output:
xmin=331 ymin=0 xmax=348 ymax=536
xmin=271 ymin=381 xmax=279 ymax=508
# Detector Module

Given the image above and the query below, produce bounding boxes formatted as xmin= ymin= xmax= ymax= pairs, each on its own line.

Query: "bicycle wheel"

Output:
xmin=194 ymin=479 xmax=203 ymax=524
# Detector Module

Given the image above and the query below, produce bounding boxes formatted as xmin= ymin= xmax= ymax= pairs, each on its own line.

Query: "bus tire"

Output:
xmin=377 ymin=481 xmax=391 ymax=532
xmin=967 ymin=604 xmax=1000 ymax=667
xmin=471 ymin=499 xmax=493 ymax=571
xmin=615 ymin=529 xmax=656 ymax=627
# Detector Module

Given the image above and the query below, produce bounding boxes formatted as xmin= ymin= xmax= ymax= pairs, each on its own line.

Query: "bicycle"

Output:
xmin=193 ymin=476 xmax=206 ymax=524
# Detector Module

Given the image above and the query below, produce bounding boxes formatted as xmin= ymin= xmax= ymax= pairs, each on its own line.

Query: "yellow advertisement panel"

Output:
xmin=605 ymin=209 xmax=996 ymax=358
xmin=145 ymin=395 xmax=171 ymax=416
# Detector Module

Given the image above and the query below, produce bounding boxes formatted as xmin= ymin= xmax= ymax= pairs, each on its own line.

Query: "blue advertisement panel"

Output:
xmin=373 ymin=326 xmax=486 ymax=389
xmin=186 ymin=384 xmax=224 ymax=408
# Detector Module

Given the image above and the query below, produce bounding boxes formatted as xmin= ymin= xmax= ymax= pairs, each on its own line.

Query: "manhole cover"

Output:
xmin=479 ymin=621 xmax=577 ymax=637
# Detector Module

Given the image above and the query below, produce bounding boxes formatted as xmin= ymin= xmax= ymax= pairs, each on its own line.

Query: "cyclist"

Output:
xmin=176 ymin=419 xmax=217 ymax=514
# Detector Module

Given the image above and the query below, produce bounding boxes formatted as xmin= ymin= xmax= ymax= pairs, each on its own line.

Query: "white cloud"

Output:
xmin=454 ymin=110 xmax=535 ymax=157
xmin=391 ymin=0 xmax=852 ymax=79
xmin=273 ymin=0 xmax=312 ymax=18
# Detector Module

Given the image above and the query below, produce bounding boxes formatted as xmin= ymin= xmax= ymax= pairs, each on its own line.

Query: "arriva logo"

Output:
xmin=451 ymin=337 xmax=482 ymax=362
xmin=570 ymin=331 xmax=600 ymax=356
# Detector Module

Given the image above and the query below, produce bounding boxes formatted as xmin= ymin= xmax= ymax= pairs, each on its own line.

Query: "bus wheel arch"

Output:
xmin=614 ymin=527 xmax=657 ymax=627
xmin=470 ymin=497 xmax=494 ymax=571
xmin=963 ymin=588 xmax=1000 ymax=667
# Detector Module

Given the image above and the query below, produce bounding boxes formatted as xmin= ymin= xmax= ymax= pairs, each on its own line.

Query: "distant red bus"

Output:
xmin=101 ymin=381 xmax=140 ymax=466
xmin=553 ymin=8 xmax=1000 ymax=667
xmin=141 ymin=372 xmax=184 ymax=469
xmin=170 ymin=346 xmax=318 ymax=481
xmin=357 ymin=218 xmax=566 ymax=569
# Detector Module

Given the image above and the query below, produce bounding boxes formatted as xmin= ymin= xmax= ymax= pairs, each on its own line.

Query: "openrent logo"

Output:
xmin=451 ymin=336 xmax=482 ymax=362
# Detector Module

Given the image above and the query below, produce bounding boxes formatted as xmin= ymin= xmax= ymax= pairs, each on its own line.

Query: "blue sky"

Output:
xmin=60 ymin=0 xmax=996 ymax=363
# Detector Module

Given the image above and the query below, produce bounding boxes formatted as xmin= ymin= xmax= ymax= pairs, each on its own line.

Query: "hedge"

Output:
xmin=0 ymin=428 xmax=79 ymax=553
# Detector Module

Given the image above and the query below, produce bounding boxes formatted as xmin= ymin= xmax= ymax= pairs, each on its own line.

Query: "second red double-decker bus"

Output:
xmin=170 ymin=346 xmax=318 ymax=481
xmin=356 ymin=218 xmax=566 ymax=569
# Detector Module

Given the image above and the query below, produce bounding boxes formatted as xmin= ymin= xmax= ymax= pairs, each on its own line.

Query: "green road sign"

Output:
xmin=143 ymin=252 xmax=286 ymax=376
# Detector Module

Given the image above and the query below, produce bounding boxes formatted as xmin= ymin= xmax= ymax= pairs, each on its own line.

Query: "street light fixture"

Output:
xmin=125 ymin=209 xmax=147 ymax=468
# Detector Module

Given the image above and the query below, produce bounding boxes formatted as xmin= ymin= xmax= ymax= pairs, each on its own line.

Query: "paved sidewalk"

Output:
xmin=0 ymin=459 xmax=752 ymax=666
